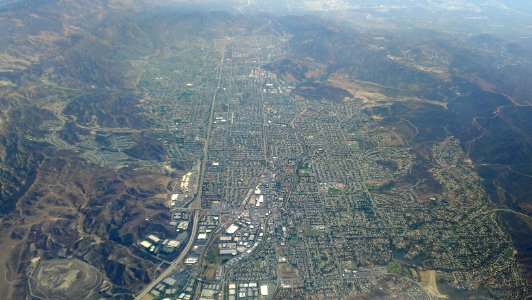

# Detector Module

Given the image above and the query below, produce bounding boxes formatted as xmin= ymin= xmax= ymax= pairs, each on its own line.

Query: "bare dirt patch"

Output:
xmin=29 ymin=258 xmax=102 ymax=299
xmin=419 ymin=270 xmax=448 ymax=299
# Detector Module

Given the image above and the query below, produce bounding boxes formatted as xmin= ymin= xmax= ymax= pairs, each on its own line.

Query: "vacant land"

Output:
xmin=419 ymin=270 xmax=448 ymax=299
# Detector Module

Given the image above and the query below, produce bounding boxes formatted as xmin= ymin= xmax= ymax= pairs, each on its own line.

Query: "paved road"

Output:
xmin=136 ymin=47 xmax=226 ymax=300
xmin=136 ymin=210 xmax=199 ymax=300
xmin=189 ymin=47 xmax=226 ymax=209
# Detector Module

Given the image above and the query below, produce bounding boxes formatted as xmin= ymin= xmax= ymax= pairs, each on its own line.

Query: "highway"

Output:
xmin=136 ymin=210 xmax=199 ymax=300
xmin=190 ymin=46 xmax=226 ymax=209
xmin=136 ymin=47 xmax=226 ymax=300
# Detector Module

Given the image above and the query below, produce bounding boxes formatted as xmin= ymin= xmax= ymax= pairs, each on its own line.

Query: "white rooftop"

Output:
xmin=260 ymin=285 xmax=269 ymax=296
xmin=226 ymin=224 xmax=239 ymax=234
